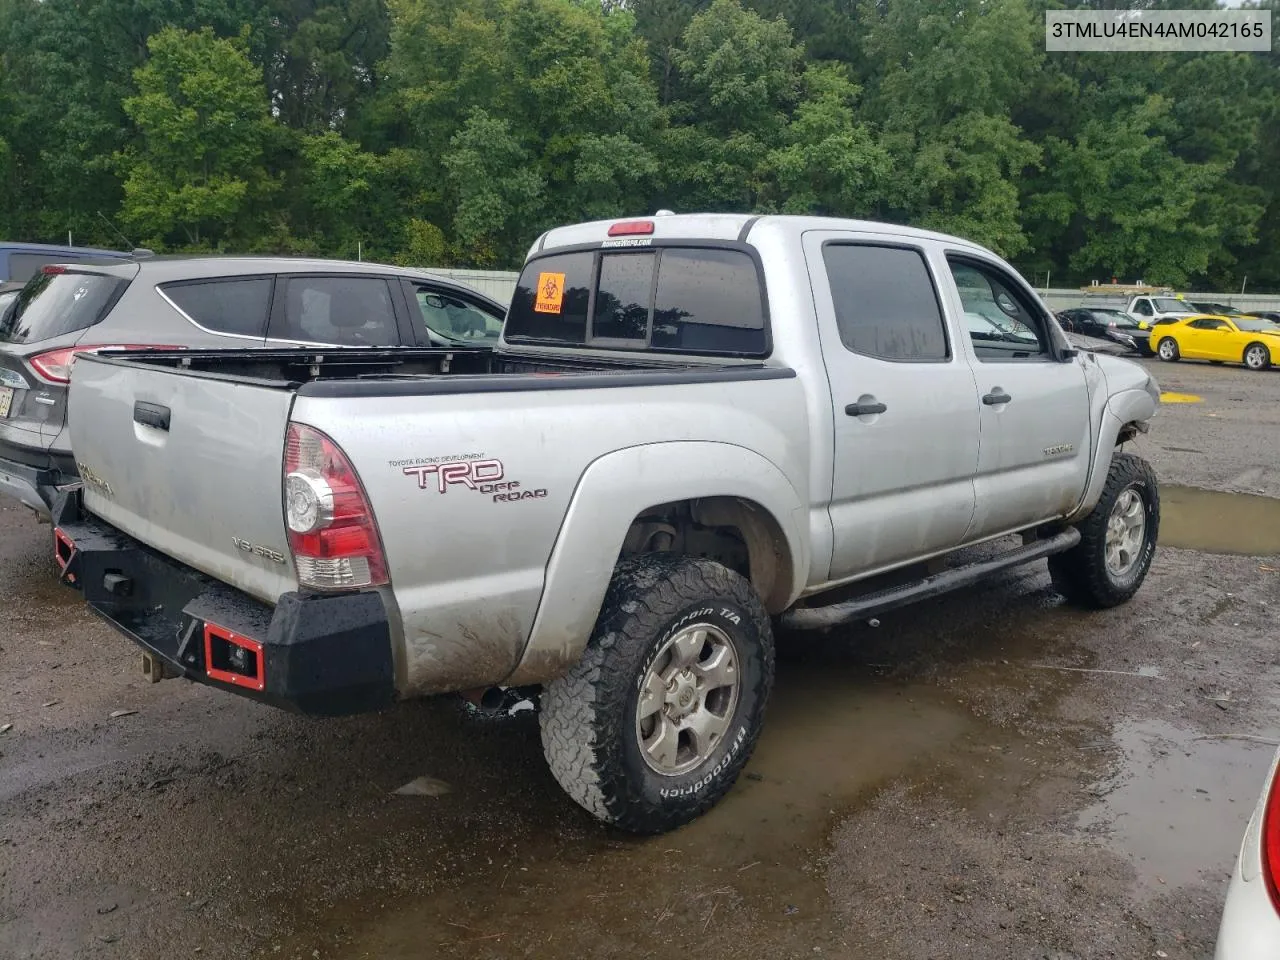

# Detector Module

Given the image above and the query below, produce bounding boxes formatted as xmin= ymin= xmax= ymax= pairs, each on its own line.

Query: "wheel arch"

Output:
xmin=1067 ymin=388 xmax=1157 ymax=523
xmin=503 ymin=441 xmax=808 ymax=686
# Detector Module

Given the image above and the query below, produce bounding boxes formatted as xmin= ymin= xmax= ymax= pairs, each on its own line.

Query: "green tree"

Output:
xmin=860 ymin=0 xmax=1043 ymax=255
xmin=118 ymin=27 xmax=275 ymax=248
xmin=765 ymin=61 xmax=888 ymax=215
xmin=658 ymin=0 xmax=804 ymax=210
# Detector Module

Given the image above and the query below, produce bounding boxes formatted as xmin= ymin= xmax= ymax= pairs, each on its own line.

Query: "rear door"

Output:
xmin=804 ymin=231 xmax=982 ymax=580
xmin=942 ymin=255 xmax=1092 ymax=538
xmin=266 ymin=274 xmax=409 ymax=347
xmin=67 ymin=354 xmax=297 ymax=604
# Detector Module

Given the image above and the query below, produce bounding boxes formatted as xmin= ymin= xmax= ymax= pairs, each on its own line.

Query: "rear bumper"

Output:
xmin=52 ymin=491 xmax=395 ymax=716
xmin=0 ymin=439 xmax=75 ymax=515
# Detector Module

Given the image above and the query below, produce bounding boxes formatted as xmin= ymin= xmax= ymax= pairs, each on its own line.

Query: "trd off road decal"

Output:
xmin=399 ymin=457 xmax=548 ymax=503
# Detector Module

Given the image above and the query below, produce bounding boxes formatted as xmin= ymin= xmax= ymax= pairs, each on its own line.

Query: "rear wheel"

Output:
xmin=1049 ymin=453 xmax=1159 ymax=609
xmin=1244 ymin=343 xmax=1271 ymax=371
xmin=1157 ymin=337 xmax=1180 ymax=362
xmin=540 ymin=555 xmax=774 ymax=834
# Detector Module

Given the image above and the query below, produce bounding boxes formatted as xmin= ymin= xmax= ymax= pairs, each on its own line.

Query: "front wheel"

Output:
xmin=1049 ymin=453 xmax=1159 ymax=609
xmin=1244 ymin=343 xmax=1271 ymax=371
xmin=1157 ymin=337 xmax=1180 ymax=362
xmin=540 ymin=555 xmax=774 ymax=834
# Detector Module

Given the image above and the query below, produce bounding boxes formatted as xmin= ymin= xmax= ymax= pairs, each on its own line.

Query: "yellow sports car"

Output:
xmin=1152 ymin=315 xmax=1280 ymax=371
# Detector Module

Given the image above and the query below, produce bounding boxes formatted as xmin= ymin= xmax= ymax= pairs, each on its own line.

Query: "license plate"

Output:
xmin=0 ymin=386 xmax=12 ymax=418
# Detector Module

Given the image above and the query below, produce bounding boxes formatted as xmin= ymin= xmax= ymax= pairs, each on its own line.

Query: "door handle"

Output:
xmin=845 ymin=401 xmax=887 ymax=417
xmin=133 ymin=400 xmax=171 ymax=431
xmin=982 ymin=391 xmax=1012 ymax=406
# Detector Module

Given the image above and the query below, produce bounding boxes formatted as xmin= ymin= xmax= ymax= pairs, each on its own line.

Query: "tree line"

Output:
xmin=0 ymin=0 xmax=1277 ymax=290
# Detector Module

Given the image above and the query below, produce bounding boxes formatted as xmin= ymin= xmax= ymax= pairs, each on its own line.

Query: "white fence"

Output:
xmin=428 ymin=267 xmax=1280 ymax=316
xmin=1039 ymin=287 xmax=1280 ymax=313
xmin=427 ymin=268 xmax=519 ymax=303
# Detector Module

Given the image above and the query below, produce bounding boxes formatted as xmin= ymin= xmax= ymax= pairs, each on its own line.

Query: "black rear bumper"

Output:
xmin=0 ymin=437 xmax=76 ymax=512
xmin=52 ymin=492 xmax=396 ymax=716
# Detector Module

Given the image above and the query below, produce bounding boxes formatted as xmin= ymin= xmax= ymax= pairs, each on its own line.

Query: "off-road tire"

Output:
xmin=1048 ymin=453 xmax=1159 ymax=609
xmin=1244 ymin=343 xmax=1271 ymax=372
xmin=540 ymin=555 xmax=774 ymax=834
xmin=1157 ymin=337 xmax=1180 ymax=362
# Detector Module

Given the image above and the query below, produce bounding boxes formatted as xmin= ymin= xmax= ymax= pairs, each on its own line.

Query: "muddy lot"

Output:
xmin=2 ymin=356 xmax=1279 ymax=959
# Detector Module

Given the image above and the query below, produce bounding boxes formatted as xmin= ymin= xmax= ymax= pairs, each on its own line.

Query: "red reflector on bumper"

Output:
xmin=54 ymin=527 xmax=75 ymax=577
xmin=204 ymin=623 xmax=266 ymax=692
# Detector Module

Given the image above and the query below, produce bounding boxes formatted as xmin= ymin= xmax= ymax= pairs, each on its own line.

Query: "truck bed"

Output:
xmin=94 ymin=346 xmax=778 ymax=391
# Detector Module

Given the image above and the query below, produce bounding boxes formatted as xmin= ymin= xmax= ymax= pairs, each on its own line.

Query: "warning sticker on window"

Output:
xmin=534 ymin=272 xmax=566 ymax=314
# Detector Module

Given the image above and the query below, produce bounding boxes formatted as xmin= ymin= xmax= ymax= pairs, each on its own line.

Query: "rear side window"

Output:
xmin=274 ymin=276 xmax=399 ymax=346
xmin=0 ymin=272 xmax=128 ymax=344
xmin=505 ymin=246 xmax=767 ymax=356
xmin=162 ymin=277 xmax=273 ymax=337
xmin=822 ymin=244 xmax=948 ymax=361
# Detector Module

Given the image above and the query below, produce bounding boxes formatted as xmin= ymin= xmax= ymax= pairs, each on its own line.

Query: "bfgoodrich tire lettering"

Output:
xmin=1049 ymin=453 xmax=1160 ymax=609
xmin=540 ymin=555 xmax=774 ymax=834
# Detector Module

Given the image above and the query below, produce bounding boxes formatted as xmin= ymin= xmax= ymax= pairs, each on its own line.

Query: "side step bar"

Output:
xmin=780 ymin=528 xmax=1081 ymax=631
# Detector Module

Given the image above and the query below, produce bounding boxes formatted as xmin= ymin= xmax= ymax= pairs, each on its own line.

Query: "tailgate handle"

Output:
xmin=133 ymin=401 xmax=171 ymax=431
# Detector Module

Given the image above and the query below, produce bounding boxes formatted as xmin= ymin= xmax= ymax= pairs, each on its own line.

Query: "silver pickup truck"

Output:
xmin=53 ymin=213 xmax=1161 ymax=834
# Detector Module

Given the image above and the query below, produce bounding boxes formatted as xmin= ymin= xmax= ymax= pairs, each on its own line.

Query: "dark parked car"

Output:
xmin=0 ymin=255 xmax=507 ymax=515
xmin=0 ymin=242 xmax=131 ymax=283
xmin=1247 ymin=310 xmax=1280 ymax=324
xmin=1057 ymin=307 xmax=1147 ymax=354
xmin=1187 ymin=301 xmax=1255 ymax=318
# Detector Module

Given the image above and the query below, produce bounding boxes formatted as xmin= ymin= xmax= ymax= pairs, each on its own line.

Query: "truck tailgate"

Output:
xmin=67 ymin=355 xmax=297 ymax=604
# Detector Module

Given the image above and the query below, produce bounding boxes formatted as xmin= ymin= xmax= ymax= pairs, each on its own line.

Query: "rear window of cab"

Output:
xmin=504 ymin=246 xmax=768 ymax=357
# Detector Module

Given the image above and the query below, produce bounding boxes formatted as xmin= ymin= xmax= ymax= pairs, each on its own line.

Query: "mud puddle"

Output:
xmin=1078 ymin=718 xmax=1279 ymax=892
xmin=1162 ymin=485 xmax=1280 ymax=556
xmin=273 ymin=663 xmax=1009 ymax=960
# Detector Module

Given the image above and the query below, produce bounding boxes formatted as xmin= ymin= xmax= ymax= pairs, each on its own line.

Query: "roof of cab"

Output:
xmin=532 ymin=213 xmax=996 ymax=259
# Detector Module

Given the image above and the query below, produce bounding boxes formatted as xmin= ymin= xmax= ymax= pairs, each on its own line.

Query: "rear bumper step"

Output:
xmin=51 ymin=491 xmax=395 ymax=716
xmin=780 ymin=528 xmax=1082 ymax=631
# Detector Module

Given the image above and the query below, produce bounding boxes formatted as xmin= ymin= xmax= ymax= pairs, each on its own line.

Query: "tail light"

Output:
xmin=1263 ymin=763 xmax=1280 ymax=912
xmin=28 ymin=344 xmax=183 ymax=384
xmin=283 ymin=422 xmax=388 ymax=591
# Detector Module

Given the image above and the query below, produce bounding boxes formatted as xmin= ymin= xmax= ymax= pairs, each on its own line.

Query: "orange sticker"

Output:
xmin=534 ymin=272 xmax=566 ymax=314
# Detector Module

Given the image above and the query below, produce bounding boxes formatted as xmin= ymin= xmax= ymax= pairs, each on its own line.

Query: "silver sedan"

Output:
xmin=1215 ymin=747 xmax=1280 ymax=958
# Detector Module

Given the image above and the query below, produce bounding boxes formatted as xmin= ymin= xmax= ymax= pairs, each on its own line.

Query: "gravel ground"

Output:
xmin=1 ymin=357 xmax=1278 ymax=960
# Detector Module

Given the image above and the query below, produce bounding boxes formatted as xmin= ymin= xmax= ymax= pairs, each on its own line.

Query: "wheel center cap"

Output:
xmin=667 ymin=670 xmax=698 ymax=718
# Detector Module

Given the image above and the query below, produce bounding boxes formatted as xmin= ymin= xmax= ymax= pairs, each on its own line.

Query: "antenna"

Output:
xmin=96 ymin=210 xmax=134 ymax=250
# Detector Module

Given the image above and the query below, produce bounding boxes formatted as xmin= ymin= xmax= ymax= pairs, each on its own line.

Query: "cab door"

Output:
xmin=942 ymin=254 xmax=1093 ymax=538
xmin=803 ymin=232 xmax=982 ymax=581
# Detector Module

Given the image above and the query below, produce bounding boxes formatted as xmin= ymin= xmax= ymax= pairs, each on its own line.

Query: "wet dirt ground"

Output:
xmin=2 ymin=357 xmax=1279 ymax=959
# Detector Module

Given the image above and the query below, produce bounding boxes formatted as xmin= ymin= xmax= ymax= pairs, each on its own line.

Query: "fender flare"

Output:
xmin=502 ymin=441 xmax=808 ymax=686
xmin=1066 ymin=387 xmax=1157 ymax=522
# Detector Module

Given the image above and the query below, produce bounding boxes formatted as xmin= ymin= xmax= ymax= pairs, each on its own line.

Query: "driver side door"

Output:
xmin=945 ymin=255 xmax=1093 ymax=540
xmin=1181 ymin=317 xmax=1228 ymax=359
xmin=400 ymin=280 xmax=505 ymax=347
